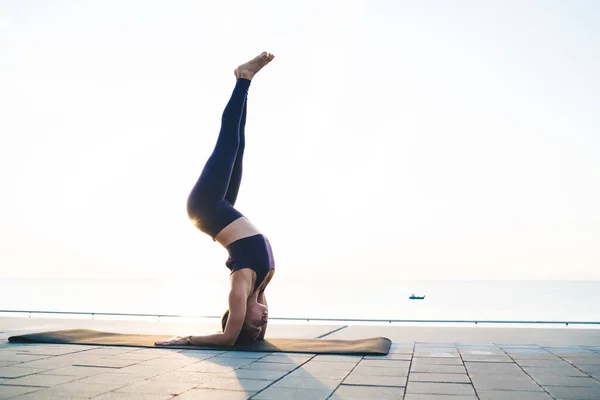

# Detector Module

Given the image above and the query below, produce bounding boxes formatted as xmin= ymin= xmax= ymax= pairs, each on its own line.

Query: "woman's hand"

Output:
xmin=155 ymin=336 xmax=188 ymax=346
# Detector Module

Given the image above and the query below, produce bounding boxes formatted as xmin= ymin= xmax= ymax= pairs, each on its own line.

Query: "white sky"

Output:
xmin=1 ymin=0 xmax=599 ymax=281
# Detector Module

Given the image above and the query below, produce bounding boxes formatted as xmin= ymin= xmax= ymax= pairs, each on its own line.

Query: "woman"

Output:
xmin=156 ymin=52 xmax=276 ymax=347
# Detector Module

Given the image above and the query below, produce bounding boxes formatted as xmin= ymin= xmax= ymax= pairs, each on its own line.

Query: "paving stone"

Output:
xmin=584 ymin=369 xmax=600 ymax=380
xmin=195 ymin=377 xmax=272 ymax=391
xmin=405 ymin=382 xmax=476 ymax=395
xmin=1 ymin=373 xmax=79 ymax=387
xmin=457 ymin=344 xmax=501 ymax=349
xmin=40 ymin=365 xmax=114 ymax=377
xmin=413 ymin=351 xmax=460 ymax=358
xmin=0 ymin=385 xmax=40 ymax=399
xmin=412 ymin=358 xmax=464 ymax=365
xmin=415 ymin=343 xmax=456 ymax=348
xmin=271 ymin=376 xmax=341 ymax=389
xmin=364 ymin=353 xmax=412 ymax=361
xmin=148 ymin=370 xmax=212 ymax=385
xmin=561 ymin=353 xmax=600 ymax=358
xmin=12 ymin=357 xmax=77 ymax=370
xmin=302 ymin=361 xmax=355 ymax=371
xmin=471 ymin=374 xmax=543 ymax=391
xmin=579 ymin=365 xmax=600 ymax=373
xmin=342 ymin=374 xmax=406 ymax=387
xmin=195 ymin=357 xmax=255 ymax=368
xmin=0 ymin=353 xmax=50 ymax=363
xmin=461 ymin=355 xmax=513 ymax=362
xmin=177 ymin=388 xmax=254 ymax=399
xmin=543 ymin=385 xmax=600 ymax=399
xmin=219 ymin=351 xmax=268 ymax=359
xmin=240 ymin=362 xmax=298 ymax=372
xmin=504 ymin=348 xmax=551 ymax=354
xmin=414 ymin=347 xmax=458 ymax=351
xmin=477 ymin=391 xmax=553 ymax=400
xmin=107 ymin=352 xmax=163 ymax=361
xmin=299 ymin=364 xmax=353 ymax=378
xmin=116 ymin=364 xmax=180 ymax=376
xmin=389 ymin=345 xmax=415 ymax=354
xmin=135 ymin=357 xmax=199 ymax=368
xmin=153 ymin=352 xmax=215 ymax=362
xmin=14 ymin=346 xmax=88 ymax=356
xmin=409 ymin=373 xmax=470 ymax=383
xmin=350 ymin=366 xmax=409 ymax=377
xmin=459 ymin=349 xmax=506 ymax=356
xmin=564 ymin=357 xmax=600 ymax=365
xmin=221 ymin=369 xmax=288 ymax=381
xmin=358 ymin=359 xmax=409 ymax=368
xmin=523 ymin=366 xmax=588 ymax=377
xmin=0 ymin=366 xmax=47 ymax=378
xmin=553 ymin=353 xmax=600 ymax=359
xmin=253 ymin=387 xmax=332 ymax=400
xmin=259 ymin=354 xmax=312 ymax=364
xmin=131 ymin=348 xmax=183 ymax=355
xmin=7 ymin=393 xmax=79 ymax=400
xmin=74 ymin=357 xmax=139 ymax=368
xmin=517 ymin=359 xmax=576 ymax=367
xmin=115 ymin=379 xmax=197 ymax=395
xmin=509 ymin=354 xmax=560 ymax=361
xmin=532 ymin=375 xmax=600 ymax=387
xmin=410 ymin=364 xmax=466 ymax=374
xmin=176 ymin=350 xmax=225 ymax=358
xmin=81 ymin=348 xmax=136 ymax=356
xmin=312 ymin=355 xmax=363 ymax=363
xmin=34 ymin=382 xmax=125 ymax=397
xmin=93 ymin=393 xmax=174 ymax=400
xmin=288 ymin=368 xmax=349 ymax=379
xmin=77 ymin=371 xmax=150 ymax=385
xmin=331 ymin=384 xmax=406 ymax=399
xmin=405 ymin=395 xmax=477 ymax=400
xmin=465 ymin=362 xmax=523 ymax=375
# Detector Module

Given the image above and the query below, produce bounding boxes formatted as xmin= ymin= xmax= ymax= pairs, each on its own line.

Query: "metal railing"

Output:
xmin=1 ymin=309 xmax=599 ymax=326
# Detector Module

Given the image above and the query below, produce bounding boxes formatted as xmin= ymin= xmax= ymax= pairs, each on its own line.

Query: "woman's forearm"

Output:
xmin=189 ymin=333 xmax=234 ymax=347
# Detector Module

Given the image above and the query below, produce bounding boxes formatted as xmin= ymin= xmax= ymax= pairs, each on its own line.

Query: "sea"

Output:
xmin=1 ymin=279 xmax=599 ymax=326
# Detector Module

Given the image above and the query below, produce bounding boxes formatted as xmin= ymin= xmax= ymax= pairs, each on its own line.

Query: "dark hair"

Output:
xmin=221 ymin=309 xmax=256 ymax=345
xmin=221 ymin=309 xmax=229 ymax=333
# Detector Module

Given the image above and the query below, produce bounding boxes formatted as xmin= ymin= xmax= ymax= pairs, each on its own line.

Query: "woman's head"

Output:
xmin=221 ymin=302 xmax=268 ymax=343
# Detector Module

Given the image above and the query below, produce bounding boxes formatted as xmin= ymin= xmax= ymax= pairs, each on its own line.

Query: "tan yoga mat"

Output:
xmin=8 ymin=329 xmax=391 ymax=355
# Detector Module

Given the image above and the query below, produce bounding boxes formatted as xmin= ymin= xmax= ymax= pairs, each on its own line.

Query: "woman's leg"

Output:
xmin=224 ymin=100 xmax=247 ymax=206
xmin=187 ymin=79 xmax=250 ymax=212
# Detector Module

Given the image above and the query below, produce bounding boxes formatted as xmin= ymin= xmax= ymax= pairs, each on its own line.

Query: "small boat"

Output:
xmin=409 ymin=293 xmax=426 ymax=300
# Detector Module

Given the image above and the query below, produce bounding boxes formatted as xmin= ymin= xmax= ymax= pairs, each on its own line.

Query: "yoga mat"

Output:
xmin=8 ymin=329 xmax=391 ymax=355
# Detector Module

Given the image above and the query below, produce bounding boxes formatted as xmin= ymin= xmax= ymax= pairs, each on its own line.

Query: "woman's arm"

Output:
xmin=257 ymin=292 xmax=268 ymax=340
xmin=155 ymin=277 xmax=249 ymax=347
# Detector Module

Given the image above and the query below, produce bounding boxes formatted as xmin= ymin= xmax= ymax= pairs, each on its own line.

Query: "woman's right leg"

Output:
xmin=224 ymin=100 xmax=247 ymax=206
xmin=187 ymin=79 xmax=250 ymax=213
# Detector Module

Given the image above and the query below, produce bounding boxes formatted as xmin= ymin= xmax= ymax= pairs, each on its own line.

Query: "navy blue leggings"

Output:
xmin=187 ymin=79 xmax=251 ymax=238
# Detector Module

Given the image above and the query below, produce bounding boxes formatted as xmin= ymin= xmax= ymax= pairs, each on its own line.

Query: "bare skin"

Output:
xmin=234 ymin=51 xmax=275 ymax=80
xmin=156 ymin=52 xmax=275 ymax=348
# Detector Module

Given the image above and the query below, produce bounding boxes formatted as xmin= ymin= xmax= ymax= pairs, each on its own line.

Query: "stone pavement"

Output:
xmin=1 ymin=317 xmax=600 ymax=399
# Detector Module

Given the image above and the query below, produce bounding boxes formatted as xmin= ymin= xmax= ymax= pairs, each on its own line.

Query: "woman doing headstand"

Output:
xmin=156 ymin=52 xmax=276 ymax=347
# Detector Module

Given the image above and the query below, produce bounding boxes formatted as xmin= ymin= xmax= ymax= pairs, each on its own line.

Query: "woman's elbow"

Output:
xmin=221 ymin=333 xmax=237 ymax=347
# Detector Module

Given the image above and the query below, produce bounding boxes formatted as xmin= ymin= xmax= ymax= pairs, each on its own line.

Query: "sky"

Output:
xmin=1 ymin=0 xmax=599 ymax=282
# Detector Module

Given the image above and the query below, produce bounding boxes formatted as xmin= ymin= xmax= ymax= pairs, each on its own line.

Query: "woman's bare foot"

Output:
xmin=234 ymin=52 xmax=275 ymax=80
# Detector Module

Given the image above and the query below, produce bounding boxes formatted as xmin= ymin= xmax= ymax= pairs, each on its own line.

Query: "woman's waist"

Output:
xmin=225 ymin=233 xmax=274 ymax=267
xmin=216 ymin=216 xmax=264 ymax=248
